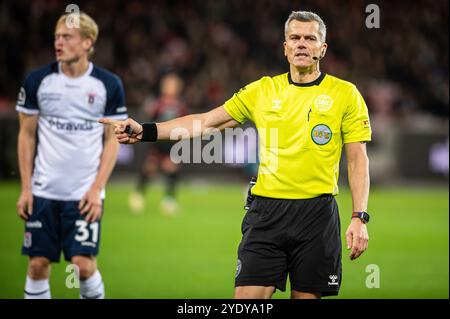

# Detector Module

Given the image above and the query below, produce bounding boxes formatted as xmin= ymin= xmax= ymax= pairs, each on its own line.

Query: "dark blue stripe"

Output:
xmin=81 ymin=293 xmax=102 ymax=299
xmin=24 ymin=288 xmax=49 ymax=296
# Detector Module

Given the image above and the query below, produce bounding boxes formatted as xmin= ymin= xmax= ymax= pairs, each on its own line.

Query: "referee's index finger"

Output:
xmin=98 ymin=118 xmax=117 ymax=125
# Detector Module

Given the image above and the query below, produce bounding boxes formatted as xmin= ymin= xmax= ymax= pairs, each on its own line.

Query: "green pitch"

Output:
xmin=0 ymin=180 xmax=448 ymax=299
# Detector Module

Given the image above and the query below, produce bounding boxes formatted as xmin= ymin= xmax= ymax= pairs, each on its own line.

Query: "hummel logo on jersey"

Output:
xmin=65 ymin=84 xmax=80 ymax=88
xmin=328 ymin=275 xmax=339 ymax=286
xmin=272 ymin=99 xmax=282 ymax=110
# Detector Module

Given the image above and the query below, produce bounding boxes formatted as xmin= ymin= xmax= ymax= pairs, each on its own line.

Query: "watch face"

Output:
xmin=363 ymin=213 xmax=370 ymax=223
xmin=353 ymin=212 xmax=369 ymax=223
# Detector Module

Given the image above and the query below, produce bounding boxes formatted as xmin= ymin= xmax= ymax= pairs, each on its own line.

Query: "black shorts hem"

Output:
xmin=235 ymin=279 xmax=286 ymax=292
xmin=291 ymin=285 xmax=340 ymax=297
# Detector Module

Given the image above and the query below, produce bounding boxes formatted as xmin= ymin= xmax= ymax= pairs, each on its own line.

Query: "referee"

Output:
xmin=100 ymin=11 xmax=371 ymax=299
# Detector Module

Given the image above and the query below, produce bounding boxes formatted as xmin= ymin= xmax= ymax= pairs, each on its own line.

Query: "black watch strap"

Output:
xmin=352 ymin=212 xmax=370 ymax=224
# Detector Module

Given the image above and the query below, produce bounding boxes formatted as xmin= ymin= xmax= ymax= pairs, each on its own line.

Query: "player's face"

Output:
xmin=54 ymin=22 xmax=92 ymax=63
xmin=284 ymin=20 xmax=327 ymax=69
xmin=161 ymin=75 xmax=183 ymax=98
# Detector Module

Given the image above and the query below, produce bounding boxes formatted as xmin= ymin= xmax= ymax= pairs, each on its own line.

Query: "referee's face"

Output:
xmin=284 ymin=20 xmax=326 ymax=69
xmin=54 ymin=22 xmax=91 ymax=64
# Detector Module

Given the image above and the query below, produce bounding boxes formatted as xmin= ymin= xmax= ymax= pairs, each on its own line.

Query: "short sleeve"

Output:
xmin=16 ymin=74 xmax=40 ymax=115
xmin=223 ymin=79 xmax=262 ymax=124
xmin=341 ymin=85 xmax=372 ymax=143
xmin=103 ymin=76 xmax=127 ymax=119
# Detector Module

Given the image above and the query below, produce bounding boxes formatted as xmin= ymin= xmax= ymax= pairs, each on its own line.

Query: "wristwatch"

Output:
xmin=352 ymin=212 xmax=370 ymax=224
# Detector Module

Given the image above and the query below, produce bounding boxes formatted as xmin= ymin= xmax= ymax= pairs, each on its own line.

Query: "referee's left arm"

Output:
xmin=345 ymin=141 xmax=370 ymax=260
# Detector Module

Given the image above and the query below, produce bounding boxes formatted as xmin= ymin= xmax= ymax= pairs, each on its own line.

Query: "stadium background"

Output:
xmin=0 ymin=0 xmax=448 ymax=298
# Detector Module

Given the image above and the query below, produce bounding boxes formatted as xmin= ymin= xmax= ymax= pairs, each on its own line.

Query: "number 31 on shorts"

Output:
xmin=75 ymin=220 xmax=99 ymax=243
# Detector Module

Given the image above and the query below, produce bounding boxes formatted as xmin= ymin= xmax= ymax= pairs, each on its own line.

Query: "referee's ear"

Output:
xmin=320 ymin=43 xmax=328 ymax=59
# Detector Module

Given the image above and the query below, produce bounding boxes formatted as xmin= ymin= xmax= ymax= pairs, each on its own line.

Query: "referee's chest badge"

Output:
xmin=311 ymin=124 xmax=332 ymax=145
xmin=314 ymin=94 xmax=333 ymax=112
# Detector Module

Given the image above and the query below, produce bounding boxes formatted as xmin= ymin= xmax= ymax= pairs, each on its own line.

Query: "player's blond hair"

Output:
xmin=56 ymin=11 xmax=99 ymax=57
xmin=284 ymin=11 xmax=327 ymax=43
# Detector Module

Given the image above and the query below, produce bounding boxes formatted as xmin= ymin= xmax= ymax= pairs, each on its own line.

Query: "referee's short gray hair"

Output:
xmin=284 ymin=11 xmax=327 ymax=43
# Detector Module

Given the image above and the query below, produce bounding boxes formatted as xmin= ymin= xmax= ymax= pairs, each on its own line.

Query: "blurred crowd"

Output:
xmin=0 ymin=0 xmax=448 ymax=121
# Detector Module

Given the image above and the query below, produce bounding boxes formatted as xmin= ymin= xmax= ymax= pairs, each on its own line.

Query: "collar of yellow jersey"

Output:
xmin=288 ymin=72 xmax=326 ymax=87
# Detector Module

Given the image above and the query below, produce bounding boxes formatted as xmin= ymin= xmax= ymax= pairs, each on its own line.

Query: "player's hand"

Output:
xmin=17 ymin=190 xmax=33 ymax=221
xmin=345 ymin=218 xmax=369 ymax=260
xmin=98 ymin=117 xmax=143 ymax=144
xmin=79 ymin=187 xmax=103 ymax=222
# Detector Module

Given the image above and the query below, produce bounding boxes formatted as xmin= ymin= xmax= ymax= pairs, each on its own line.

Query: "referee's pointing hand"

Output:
xmin=99 ymin=118 xmax=143 ymax=144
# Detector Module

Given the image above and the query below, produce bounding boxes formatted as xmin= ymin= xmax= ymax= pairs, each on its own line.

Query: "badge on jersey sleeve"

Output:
xmin=311 ymin=124 xmax=332 ymax=145
xmin=17 ymin=87 xmax=26 ymax=106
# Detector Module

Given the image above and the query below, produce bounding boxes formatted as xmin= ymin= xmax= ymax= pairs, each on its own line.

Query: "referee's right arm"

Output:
xmin=99 ymin=105 xmax=239 ymax=144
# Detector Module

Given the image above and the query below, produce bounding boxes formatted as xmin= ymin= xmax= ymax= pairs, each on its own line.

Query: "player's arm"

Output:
xmin=17 ymin=113 xmax=38 ymax=220
xmin=99 ymin=105 xmax=239 ymax=144
xmin=79 ymin=124 xmax=120 ymax=222
xmin=344 ymin=141 xmax=370 ymax=260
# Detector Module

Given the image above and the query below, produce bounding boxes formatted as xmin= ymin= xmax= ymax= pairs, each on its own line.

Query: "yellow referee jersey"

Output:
xmin=223 ymin=72 xmax=372 ymax=199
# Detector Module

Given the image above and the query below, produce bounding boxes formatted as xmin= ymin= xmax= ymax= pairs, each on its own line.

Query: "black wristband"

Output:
xmin=141 ymin=122 xmax=158 ymax=142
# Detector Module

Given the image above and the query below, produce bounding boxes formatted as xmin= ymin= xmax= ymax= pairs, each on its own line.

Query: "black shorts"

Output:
xmin=235 ymin=194 xmax=342 ymax=297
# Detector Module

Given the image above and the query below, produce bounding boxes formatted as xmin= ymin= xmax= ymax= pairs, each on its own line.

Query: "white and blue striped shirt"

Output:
xmin=16 ymin=62 xmax=127 ymax=200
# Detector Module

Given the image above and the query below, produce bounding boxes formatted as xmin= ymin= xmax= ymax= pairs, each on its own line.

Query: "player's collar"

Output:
xmin=58 ymin=62 xmax=93 ymax=80
xmin=288 ymin=72 xmax=326 ymax=87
